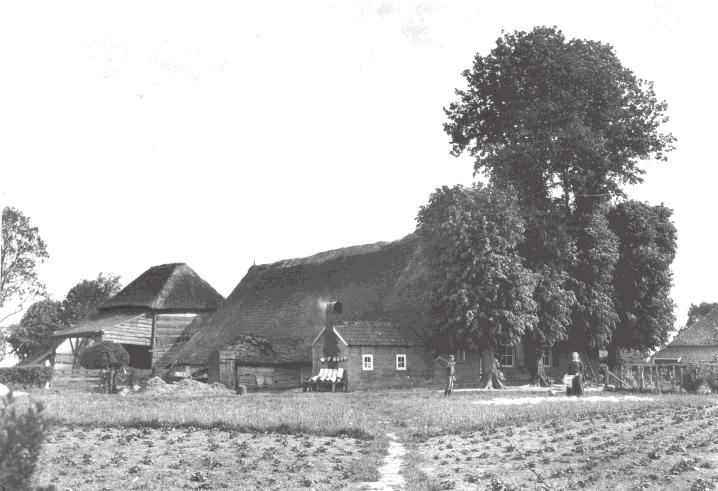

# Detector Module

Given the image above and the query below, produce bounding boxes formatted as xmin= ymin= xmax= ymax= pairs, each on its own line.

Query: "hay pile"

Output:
xmin=79 ymin=341 xmax=130 ymax=369
xmin=141 ymin=377 xmax=234 ymax=396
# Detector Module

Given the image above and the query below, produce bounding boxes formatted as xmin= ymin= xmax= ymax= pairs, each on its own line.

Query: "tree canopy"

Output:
xmin=60 ymin=273 xmax=122 ymax=327
xmin=1 ymin=207 xmax=49 ymax=324
xmin=7 ymin=299 xmax=63 ymax=361
xmin=6 ymin=273 xmax=122 ymax=362
xmin=608 ymin=201 xmax=676 ymax=354
xmin=444 ymin=26 xmax=675 ymax=205
xmin=686 ymin=302 xmax=718 ymax=328
xmin=442 ymin=26 xmax=676 ymax=361
xmin=417 ymin=183 xmax=537 ymax=387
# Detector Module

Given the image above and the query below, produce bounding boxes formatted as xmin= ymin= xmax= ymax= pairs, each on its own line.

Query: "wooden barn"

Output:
xmin=653 ymin=307 xmax=718 ymax=364
xmin=172 ymin=234 xmax=577 ymax=389
xmin=52 ymin=263 xmax=224 ymax=370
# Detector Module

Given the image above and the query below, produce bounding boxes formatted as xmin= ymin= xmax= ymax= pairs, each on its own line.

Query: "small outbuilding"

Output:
xmin=653 ymin=308 xmax=718 ymax=364
xmin=212 ymin=335 xmax=311 ymax=390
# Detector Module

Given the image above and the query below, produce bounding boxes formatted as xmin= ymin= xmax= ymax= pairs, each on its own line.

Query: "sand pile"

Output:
xmin=141 ymin=377 xmax=234 ymax=395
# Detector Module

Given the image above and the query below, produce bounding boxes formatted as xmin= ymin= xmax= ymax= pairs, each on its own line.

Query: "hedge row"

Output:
xmin=0 ymin=366 xmax=54 ymax=388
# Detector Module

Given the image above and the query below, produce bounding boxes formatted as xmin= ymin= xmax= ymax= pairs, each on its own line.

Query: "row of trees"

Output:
xmin=1 ymin=206 xmax=122 ymax=362
xmin=418 ymin=27 xmax=678 ymax=387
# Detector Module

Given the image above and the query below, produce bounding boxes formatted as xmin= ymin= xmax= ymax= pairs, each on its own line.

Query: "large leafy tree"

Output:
xmin=60 ymin=273 xmax=122 ymax=327
xmin=685 ymin=302 xmax=718 ymax=328
xmin=607 ymin=201 xmax=676 ymax=362
xmin=444 ymin=26 xmax=675 ymax=360
xmin=6 ymin=274 xmax=122 ymax=362
xmin=1 ymin=207 xmax=49 ymax=324
xmin=7 ymin=299 xmax=64 ymax=361
xmin=417 ymin=183 xmax=537 ymax=389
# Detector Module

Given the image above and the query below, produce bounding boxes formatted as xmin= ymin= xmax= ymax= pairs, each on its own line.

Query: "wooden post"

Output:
xmin=679 ymin=366 xmax=684 ymax=393
xmin=671 ymin=365 xmax=676 ymax=392
xmin=638 ymin=365 xmax=644 ymax=390
xmin=654 ymin=366 xmax=659 ymax=392
xmin=603 ymin=365 xmax=609 ymax=389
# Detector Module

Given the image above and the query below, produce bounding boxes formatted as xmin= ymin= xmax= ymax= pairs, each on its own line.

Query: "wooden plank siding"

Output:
xmin=51 ymin=368 xmax=103 ymax=392
xmin=102 ymin=315 xmax=153 ymax=346
xmin=151 ymin=313 xmax=199 ymax=367
xmin=217 ymin=352 xmax=311 ymax=390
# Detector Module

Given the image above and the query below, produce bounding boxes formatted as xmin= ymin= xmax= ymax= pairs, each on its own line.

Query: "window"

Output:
xmin=456 ymin=349 xmax=466 ymax=362
xmin=396 ymin=354 xmax=407 ymax=370
xmin=362 ymin=354 xmax=373 ymax=370
xmin=499 ymin=345 xmax=514 ymax=367
xmin=542 ymin=346 xmax=552 ymax=368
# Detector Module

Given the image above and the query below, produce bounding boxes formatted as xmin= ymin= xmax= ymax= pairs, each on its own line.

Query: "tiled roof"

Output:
xmin=334 ymin=321 xmax=423 ymax=346
xmin=652 ymin=346 xmax=718 ymax=364
xmin=176 ymin=234 xmax=429 ymax=365
xmin=101 ymin=263 xmax=224 ymax=312
xmin=670 ymin=307 xmax=718 ymax=346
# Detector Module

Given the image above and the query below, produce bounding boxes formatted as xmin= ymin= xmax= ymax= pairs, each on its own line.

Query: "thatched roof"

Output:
xmin=329 ymin=321 xmax=423 ymax=346
xmin=175 ymin=234 xmax=428 ymax=366
xmin=220 ymin=335 xmax=307 ymax=365
xmin=669 ymin=307 xmax=718 ymax=347
xmin=101 ymin=263 xmax=224 ymax=312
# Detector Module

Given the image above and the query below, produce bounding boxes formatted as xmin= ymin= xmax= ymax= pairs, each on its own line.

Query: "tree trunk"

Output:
xmin=478 ymin=348 xmax=506 ymax=389
xmin=524 ymin=334 xmax=550 ymax=386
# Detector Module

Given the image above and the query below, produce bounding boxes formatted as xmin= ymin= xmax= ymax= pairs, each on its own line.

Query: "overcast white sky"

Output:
xmin=1 ymin=1 xmax=715 ymax=331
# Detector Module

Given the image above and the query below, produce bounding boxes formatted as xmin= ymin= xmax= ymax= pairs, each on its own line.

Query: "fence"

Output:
xmin=602 ymin=363 xmax=718 ymax=393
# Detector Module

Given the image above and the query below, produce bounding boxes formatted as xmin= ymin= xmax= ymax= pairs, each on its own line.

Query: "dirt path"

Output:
xmin=362 ymin=432 xmax=407 ymax=490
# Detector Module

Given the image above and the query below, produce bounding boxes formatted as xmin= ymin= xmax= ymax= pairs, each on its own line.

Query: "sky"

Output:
xmin=1 ymin=1 xmax=715 ymax=337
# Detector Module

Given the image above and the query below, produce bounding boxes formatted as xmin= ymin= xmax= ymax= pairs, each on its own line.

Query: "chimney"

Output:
xmin=325 ymin=300 xmax=343 ymax=331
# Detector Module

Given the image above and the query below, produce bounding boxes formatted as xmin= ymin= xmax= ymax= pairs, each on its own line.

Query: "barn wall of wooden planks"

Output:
xmin=151 ymin=313 xmax=200 ymax=367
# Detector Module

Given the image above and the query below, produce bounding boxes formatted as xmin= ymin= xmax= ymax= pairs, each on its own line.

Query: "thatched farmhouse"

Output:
xmin=174 ymin=234 xmax=429 ymax=389
xmin=171 ymin=234 xmax=569 ymax=390
xmin=653 ymin=307 xmax=718 ymax=364
xmin=53 ymin=263 xmax=224 ymax=370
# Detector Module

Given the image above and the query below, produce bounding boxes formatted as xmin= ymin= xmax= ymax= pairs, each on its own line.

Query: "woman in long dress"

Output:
xmin=566 ymin=352 xmax=584 ymax=396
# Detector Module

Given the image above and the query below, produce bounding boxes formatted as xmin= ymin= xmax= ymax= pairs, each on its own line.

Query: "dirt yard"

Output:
xmin=411 ymin=403 xmax=718 ymax=490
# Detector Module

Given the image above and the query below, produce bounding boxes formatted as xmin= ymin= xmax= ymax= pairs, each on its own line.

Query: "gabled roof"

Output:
xmin=669 ymin=307 xmax=718 ymax=347
xmin=101 ymin=263 xmax=224 ymax=312
xmin=652 ymin=346 xmax=718 ymax=364
xmin=175 ymin=234 xmax=429 ymax=366
xmin=328 ymin=321 xmax=423 ymax=347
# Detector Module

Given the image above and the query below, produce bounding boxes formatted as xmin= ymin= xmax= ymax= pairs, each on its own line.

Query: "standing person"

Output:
xmin=436 ymin=355 xmax=456 ymax=396
xmin=566 ymin=352 xmax=584 ymax=396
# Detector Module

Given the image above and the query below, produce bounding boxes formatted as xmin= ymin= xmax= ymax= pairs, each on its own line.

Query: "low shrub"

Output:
xmin=681 ymin=366 xmax=704 ymax=393
xmin=680 ymin=365 xmax=718 ymax=393
xmin=0 ymin=394 xmax=46 ymax=490
xmin=703 ymin=367 xmax=718 ymax=393
xmin=0 ymin=365 xmax=53 ymax=388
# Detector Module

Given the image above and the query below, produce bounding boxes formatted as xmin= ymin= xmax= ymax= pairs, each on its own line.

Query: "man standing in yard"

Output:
xmin=436 ymin=355 xmax=456 ymax=396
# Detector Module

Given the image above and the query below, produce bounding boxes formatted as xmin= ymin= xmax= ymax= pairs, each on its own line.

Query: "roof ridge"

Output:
xmin=153 ymin=263 xmax=185 ymax=309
